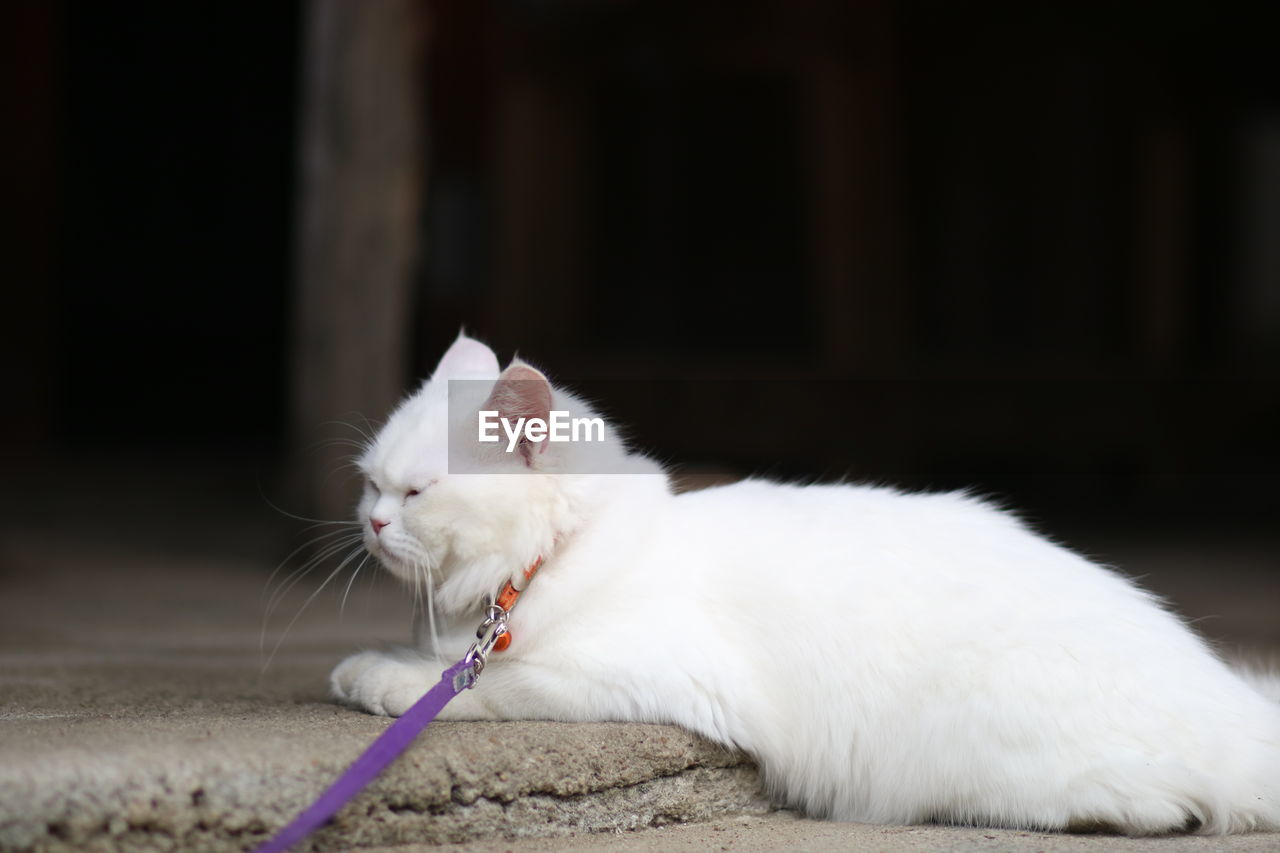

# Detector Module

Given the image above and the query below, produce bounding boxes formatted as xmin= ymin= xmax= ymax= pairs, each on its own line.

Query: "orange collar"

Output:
xmin=490 ymin=554 xmax=544 ymax=652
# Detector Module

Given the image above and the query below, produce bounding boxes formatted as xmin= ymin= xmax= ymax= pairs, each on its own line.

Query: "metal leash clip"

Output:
xmin=462 ymin=603 xmax=509 ymax=682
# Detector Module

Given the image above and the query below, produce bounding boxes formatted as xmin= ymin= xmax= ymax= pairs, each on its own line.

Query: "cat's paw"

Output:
xmin=330 ymin=650 xmax=436 ymax=717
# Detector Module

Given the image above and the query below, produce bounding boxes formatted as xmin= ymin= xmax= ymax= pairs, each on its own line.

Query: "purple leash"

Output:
xmin=251 ymin=658 xmax=478 ymax=853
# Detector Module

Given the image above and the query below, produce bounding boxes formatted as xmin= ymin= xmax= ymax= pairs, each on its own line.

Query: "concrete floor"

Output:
xmin=420 ymin=813 xmax=1280 ymax=853
xmin=1 ymin=459 xmax=1277 ymax=851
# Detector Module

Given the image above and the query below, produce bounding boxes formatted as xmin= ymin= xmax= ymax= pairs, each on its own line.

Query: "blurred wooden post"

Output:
xmin=489 ymin=73 xmax=592 ymax=352
xmin=2 ymin=3 xmax=59 ymax=459
xmin=290 ymin=0 xmax=425 ymax=522
xmin=803 ymin=1 xmax=906 ymax=373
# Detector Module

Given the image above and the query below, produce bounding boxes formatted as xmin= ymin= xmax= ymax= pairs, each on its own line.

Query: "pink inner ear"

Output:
xmin=484 ymin=365 xmax=553 ymax=464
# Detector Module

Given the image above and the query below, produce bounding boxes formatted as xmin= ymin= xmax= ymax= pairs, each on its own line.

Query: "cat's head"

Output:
xmin=354 ymin=333 xmax=646 ymax=612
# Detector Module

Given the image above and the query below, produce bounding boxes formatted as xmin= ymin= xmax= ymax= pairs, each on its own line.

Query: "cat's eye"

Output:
xmin=404 ymin=479 xmax=436 ymax=499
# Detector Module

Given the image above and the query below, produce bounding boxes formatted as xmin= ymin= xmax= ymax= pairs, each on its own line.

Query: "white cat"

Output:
xmin=331 ymin=333 xmax=1280 ymax=835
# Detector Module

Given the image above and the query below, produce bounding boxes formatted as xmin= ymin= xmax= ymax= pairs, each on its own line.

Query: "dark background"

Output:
xmin=5 ymin=1 xmax=1279 ymax=558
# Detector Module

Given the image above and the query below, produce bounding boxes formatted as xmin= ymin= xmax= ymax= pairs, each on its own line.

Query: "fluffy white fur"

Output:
xmin=332 ymin=333 xmax=1280 ymax=835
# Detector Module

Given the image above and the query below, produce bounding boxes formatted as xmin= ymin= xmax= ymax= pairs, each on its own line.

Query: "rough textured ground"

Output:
xmin=415 ymin=813 xmax=1280 ymax=853
xmin=0 ymin=540 xmax=767 ymax=852
xmin=0 ymin=461 xmax=1277 ymax=852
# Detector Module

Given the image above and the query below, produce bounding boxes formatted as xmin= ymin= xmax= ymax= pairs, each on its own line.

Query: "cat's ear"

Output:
xmin=484 ymin=362 xmax=552 ymax=467
xmin=434 ymin=332 xmax=500 ymax=379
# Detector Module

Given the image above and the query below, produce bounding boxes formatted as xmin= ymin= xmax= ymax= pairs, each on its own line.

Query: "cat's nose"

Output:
xmin=370 ymin=518 xmax=389 ymax=535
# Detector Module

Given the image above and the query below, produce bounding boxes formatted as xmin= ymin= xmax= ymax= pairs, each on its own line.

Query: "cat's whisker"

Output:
xmin=422 ymin=557 xmax=441 ymax=659
xmin=314 ymin=436 xmax=370 ymax=450
xmin=363 ymin=550 xmax=381 ymax=609
xmin=406 ymin=552 xmax=423 ymax=632
xmin=265 ymin=532 xmax=363 ymax=607
xmin=300 ymin=518 xmax=362 ymax=533
xmin=262 ymin=540 xmax=369 ymax=672
xmin=397 ymin=545 xmax=440 ymax=658
xmin=258 ymin=489 xmax=365 ymax=528
xmin=320 ymin=458 xmax=366 ymax=491
xmin=263 ymin=526 xmax=365 ymax=601
xmin=319 ymin=416 xmax=379 ymax=453
xmin=262 ymin=534 xmax=365 ymax=635
xmin=261 ymin=530 xmax=365 ymax=647
xmin=356 ymin=413 xmax=378 ymax=444
xmin=339 ymin=552 xmax=373 ymax=619
xmin=300 ymin=437 xmax=368 ymax=458
xmin=411 ymin=557 xmax=422 ymax=619
xmin=261 ymin=546 xmax=363 ymax=657
xmin=264 ymin=539 xmax=357 ymax=628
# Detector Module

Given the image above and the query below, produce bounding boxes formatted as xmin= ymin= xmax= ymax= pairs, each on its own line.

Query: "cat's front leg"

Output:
xmin=332 ymin=645 xmax=650 ymax=725
xmin=330 ymin=649 xmax=500 ymax=719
